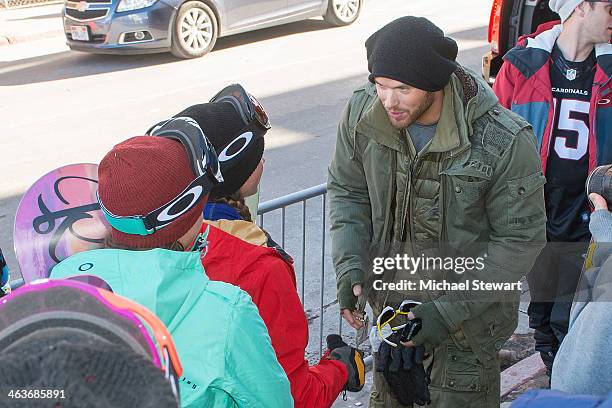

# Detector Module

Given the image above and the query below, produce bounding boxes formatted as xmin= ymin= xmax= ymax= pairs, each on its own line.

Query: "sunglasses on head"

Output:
xmin=377 ymin=300 xmax=421 ymax=347
xmin=207 ymin=84 xmax=270 ymax=174
xmin=210 ymin=83 xmax=270 ymax=130
xmin=99 ymin=117 xmax=223 ymax=236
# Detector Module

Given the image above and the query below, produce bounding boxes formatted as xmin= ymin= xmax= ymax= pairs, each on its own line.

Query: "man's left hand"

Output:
xmin=401 ymin=302 xmax=450 ymax=348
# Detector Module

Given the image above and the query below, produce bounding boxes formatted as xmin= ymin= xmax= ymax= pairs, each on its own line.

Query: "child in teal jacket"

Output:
xmin=52 ymin=248 xmax=291 ymax=408
xmin=51 ymin=127 xmax=292 ymax=408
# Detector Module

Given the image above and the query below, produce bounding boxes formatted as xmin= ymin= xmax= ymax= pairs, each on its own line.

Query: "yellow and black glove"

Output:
xmin=326 ymin=334 xmax=365 ymax=392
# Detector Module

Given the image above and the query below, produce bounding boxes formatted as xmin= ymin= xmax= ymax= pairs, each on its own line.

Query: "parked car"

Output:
xmin=63 ymin=0 xmax=363 ymax=58
xmin=483 ymin=0 xmax=559 ymax=83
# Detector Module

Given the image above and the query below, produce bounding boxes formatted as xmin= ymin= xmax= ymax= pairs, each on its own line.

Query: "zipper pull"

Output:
xmin=410 ymin=153 xmax=419 ymax=177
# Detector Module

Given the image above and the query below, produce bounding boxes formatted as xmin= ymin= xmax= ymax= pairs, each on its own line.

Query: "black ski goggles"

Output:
xmin=210 ymin=83 xmax=271 ymax=130
xmin=99 ymin=117 xmax=223 ymax=236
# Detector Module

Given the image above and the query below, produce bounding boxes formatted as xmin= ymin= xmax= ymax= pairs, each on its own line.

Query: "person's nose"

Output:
xmin=382 ymin=90 xmax=398 ymax=110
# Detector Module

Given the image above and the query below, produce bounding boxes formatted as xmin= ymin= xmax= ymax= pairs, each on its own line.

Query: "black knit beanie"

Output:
xmin=174 ymin=102 xmax=266 ymax=200
xmin=366 ymin=16 xmax=458 ymax=92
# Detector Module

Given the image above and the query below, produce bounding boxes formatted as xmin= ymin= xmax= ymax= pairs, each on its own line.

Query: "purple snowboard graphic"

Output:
xmin=14 ymin=163 xmax=111 ymax=283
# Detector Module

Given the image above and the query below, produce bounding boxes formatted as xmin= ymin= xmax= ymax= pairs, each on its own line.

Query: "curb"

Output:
xmin=0 ymin=28 xmax=63 ymax=46
xmin=500 ymin=352 xmax=546 ymax=398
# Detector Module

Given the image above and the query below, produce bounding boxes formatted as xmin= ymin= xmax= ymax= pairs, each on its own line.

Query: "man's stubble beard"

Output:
xmin=387 ymin=92 xmax=435 ymax=130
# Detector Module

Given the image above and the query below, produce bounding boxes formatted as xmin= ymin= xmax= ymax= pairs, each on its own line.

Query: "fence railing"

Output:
xmin=257 ymin=184 xmax=373 ymax=373
xmin=257 ymin=183 xmax=338 ymax=359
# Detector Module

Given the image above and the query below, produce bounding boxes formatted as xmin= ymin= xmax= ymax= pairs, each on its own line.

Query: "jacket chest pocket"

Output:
xmin=441 ymin=166 xmax=491 ymax=230
xmin=507 ymin=171 xmax=546 ymax=229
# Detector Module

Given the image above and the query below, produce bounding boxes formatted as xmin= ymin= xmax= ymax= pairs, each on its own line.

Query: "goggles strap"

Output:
xmin=216 ymin=121 xmax=265 ymax=173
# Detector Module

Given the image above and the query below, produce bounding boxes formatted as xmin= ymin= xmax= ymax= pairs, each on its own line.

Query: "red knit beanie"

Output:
xmin=98 ymin=136 xmax=207 ymax=249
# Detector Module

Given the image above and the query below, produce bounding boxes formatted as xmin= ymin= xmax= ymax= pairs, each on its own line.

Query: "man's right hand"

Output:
xmin=337 ymin=269 xmax=364 ymax=328
xmin=340 ymin=284 xmax=364 ymax=329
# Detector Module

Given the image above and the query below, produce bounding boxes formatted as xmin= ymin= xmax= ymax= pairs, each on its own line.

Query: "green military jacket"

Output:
xmin=328 ymin=68 xmax=547 ymax=361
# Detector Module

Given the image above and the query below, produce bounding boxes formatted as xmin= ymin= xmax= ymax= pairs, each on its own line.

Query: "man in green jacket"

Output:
xmin=328 ymin=17 xmax=547 ymax=407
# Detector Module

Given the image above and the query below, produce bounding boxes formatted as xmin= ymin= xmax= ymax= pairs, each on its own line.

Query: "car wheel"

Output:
xmin=171 ymin=1 xmax=218 ymax=59
xmin=323 ymin=0 xmax=361 ymax=27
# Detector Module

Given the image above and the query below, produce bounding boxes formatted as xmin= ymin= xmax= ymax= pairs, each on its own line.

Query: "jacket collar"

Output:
xmin=204 ymin=202 xmax=242 ymax=221
xmin=355 ymin=72 xmax=488 ymax=155
xmin=428 ymin=78 xmax=461 ymax=153
xmin=526 ymin=24 xmax=612 ymax=60
xmin=526 ymin=24 xmax=562 ymax=53
xmin=595 ymin=43 xmax=612 ymax=77
xmin=203 ymin=219 xmax=268 ymax=247
xmin=355 ymin=96 xmax=405 ymax=153
xmin=51 ymin=248 xmax=209 ymax=325
xmin=513 ymin=24 xmax=612 ymax=78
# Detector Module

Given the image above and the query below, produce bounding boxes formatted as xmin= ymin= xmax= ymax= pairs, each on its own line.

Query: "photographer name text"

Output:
xmin=373 ymin=279 xmax=523 ymax=292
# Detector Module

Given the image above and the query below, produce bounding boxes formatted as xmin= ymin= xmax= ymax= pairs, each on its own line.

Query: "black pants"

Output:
xmin=526 ymin=241 xmax=588 ymax=369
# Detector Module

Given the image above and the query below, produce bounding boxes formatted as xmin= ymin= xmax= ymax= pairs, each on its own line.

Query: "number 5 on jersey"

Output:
xmin=552 ymin=99 xmax=590 ymax=161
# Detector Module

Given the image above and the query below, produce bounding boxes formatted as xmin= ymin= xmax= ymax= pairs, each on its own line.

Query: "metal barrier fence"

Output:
xmin=258 ymin=183 xmax=373 ymax=370
xmin=257 ymin=183 xmax=340 ymax=359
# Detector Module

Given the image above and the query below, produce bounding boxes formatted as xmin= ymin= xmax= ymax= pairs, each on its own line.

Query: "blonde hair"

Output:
xmin=211 ymin=194 xmax=253 ymax=222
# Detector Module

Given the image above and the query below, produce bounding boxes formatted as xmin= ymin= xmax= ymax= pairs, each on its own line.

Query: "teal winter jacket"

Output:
xmin=51 ymin=248 xmax=293 ymax=408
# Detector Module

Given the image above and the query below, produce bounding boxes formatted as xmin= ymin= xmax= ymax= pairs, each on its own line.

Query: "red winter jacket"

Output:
xmin=493 ymin=21 xmax=612 ymax=172
xmin=198 ymin=220 xmax=348 ymax=408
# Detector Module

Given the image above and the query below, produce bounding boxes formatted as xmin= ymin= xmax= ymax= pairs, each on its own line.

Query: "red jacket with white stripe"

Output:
xmin=493 ymin=21 xmax=612 ymax=173
xmin=199 ymin=220 xmax=347 ymax=408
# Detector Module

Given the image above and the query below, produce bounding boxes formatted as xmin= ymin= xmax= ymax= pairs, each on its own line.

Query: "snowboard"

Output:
xmin=14 ymin=163 xmax=111 ymax=283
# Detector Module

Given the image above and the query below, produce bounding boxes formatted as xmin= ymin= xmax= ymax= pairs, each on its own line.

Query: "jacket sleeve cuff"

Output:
xmin=590 ymin=210 xmax=612 ymax=243
xmin=433 ymin=295 xmax=467 ymax=332
xmin=336 ymin=264 xmax=364 ymax=280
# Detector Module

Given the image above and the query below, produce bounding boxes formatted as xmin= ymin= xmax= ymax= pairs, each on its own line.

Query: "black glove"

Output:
xmin=326 ymin=334 xmax=365 ymax=392
xmin=376 ymin=332 xmax=430 ymax=406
